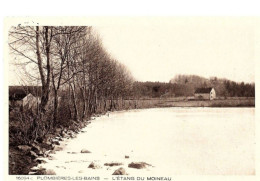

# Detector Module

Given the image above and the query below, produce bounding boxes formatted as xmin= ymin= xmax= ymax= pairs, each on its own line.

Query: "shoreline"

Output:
xmin=31 ymin=107 xmax=255 ymax=175
xmin=9 ymin=98 xmax=255 ymax=175
xmin=9 ymin=119 xmax=93 ymax=175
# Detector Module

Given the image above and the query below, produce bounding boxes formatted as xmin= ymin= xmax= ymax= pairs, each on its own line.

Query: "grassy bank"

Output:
xmin=9 ymin=110 xmax=91 ymax=175
xmin=126 ymin=97 xmax=255 ymax=109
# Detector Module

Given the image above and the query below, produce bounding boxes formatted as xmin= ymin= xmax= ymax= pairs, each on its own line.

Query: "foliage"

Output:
xmin=132 ymin=75 xmax=255 ymax=98
xmin=9 ymin=109 xmax=52 ymax=145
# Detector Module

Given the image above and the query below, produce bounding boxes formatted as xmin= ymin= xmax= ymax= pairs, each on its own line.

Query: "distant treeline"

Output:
xmin=132 ymin=75 xmax=255 ymax=98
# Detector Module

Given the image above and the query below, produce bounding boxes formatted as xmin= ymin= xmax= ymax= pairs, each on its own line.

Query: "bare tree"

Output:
xmin=50 ymin=26 xmax=90 ymax=123
xmin=9 ymin=26 xmax=135 ymax=139
xmin=9 ymin=26 xmax=53 ymax=114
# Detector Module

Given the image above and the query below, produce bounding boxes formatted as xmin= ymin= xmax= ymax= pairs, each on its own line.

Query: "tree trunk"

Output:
xmin=36 ymin=26 xmax=51 ymax=113
xmin=53 ymin=90 xmax=58 ymax=125
xmin=70 ymin=83 xmax=78 ymax=121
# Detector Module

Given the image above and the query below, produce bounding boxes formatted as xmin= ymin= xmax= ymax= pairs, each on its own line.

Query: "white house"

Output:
xmin=194 ymin=87 xmax=216 ymax=100
xmin=22 ymin=93 xmax=40 ymax=108
xmin=9 ymin=86 xmax=41 ymax=111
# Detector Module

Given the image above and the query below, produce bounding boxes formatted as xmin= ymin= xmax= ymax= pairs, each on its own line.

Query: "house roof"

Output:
xmin=194 ymin=87 xmax=213 ymax=94
xmin=9 ymin=86 xmax=42 ymax=100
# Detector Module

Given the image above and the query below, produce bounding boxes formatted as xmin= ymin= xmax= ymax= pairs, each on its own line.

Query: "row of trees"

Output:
xmin=9 ymin=26 xmax=134 ymax=141
xmin=223 ymin=80 xmax=255 ymax=97
xmin=132 ymin=75 xmax=255 ymax=98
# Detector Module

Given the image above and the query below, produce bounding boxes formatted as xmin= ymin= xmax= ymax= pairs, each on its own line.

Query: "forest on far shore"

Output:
xmin=132 ymin=75 xmax=255 ymax=98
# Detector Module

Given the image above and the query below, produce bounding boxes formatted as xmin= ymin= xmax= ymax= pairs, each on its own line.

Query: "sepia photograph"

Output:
xmin=5 ymin=17 xmax=257 ymax=179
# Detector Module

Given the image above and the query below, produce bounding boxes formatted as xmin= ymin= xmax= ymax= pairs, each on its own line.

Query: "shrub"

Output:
xmin=9 ymin=108 xmax=52 ymax=145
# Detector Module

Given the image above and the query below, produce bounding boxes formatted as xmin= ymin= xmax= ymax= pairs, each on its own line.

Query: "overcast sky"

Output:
xmin=8 ymin=18 xmax=255 ymax=85
xmin=94 ymin=18 xmax=255 ymax=83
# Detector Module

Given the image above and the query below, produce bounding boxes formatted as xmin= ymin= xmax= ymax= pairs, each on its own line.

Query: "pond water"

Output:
xmin=40 ymin=108 xmax=255 ymax=175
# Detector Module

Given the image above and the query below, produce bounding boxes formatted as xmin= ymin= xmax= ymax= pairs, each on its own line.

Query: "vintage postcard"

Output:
xmin=3 ymin=17 xmax=260 ymax=181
